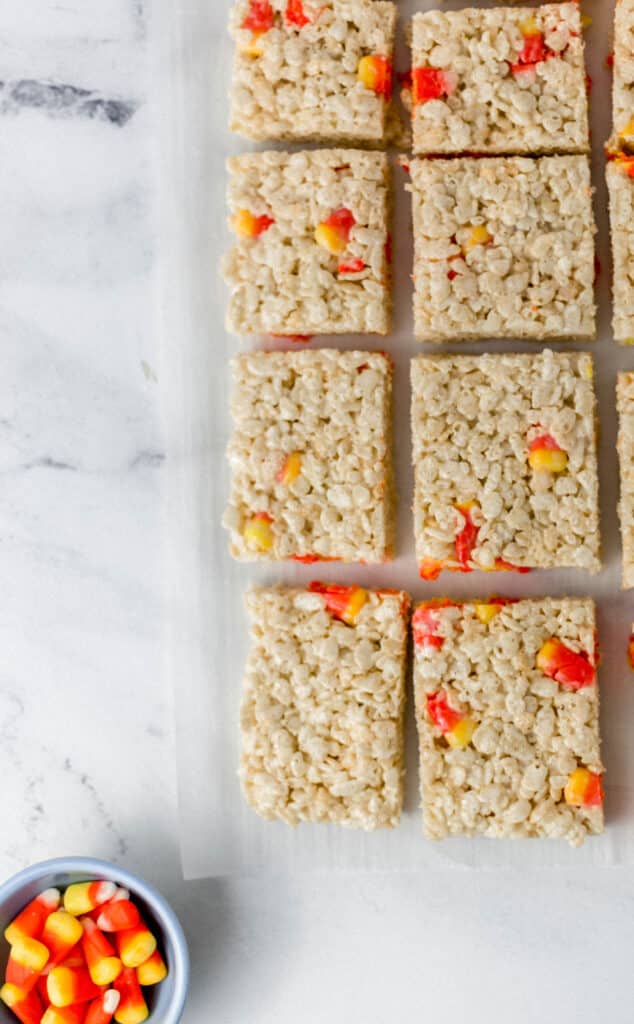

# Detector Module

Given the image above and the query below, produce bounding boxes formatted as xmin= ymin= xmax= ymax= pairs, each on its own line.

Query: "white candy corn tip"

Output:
xmin=113 ymin=888 xmax=130 ymax=902
xmin=104 ymin=989 xmax=121 ymax=1013
xmin=96 ymin=881 xmax=117 ymax=905
xmin=42 ymin=888 xmax=62 ymax=907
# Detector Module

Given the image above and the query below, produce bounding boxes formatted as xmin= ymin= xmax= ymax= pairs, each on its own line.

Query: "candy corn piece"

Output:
xmin=241 ymin=0 xmax=274 ymax=32
xmin=114 ymin=968 xmax=149 ymax=1024
xmin=357 ymin=55 xmax=393 ymax=98
xmin=564 ymin=768 xmax=604 ymax=808
xmin=243 ymin=512 xmax=274 ymax=552
xmin=473 ymin=598 xmax=517 ymax=625
xmin=4 ymin=888 xmax=60 ymax=945
xmin=116 ymin=922 xmax=156 ymax=970
xmin=411 ymin=67 xmax=458 ymax=104
xmin=528 ymin=433 xmax=568 ymax=473
xmin=0 ymin=983 xmax=44 ymax=1024
xmin=307 ymin=582 xmax=367 ymax=626
xmin=314 ymin=207 xmax=356 ymax=254
xmin=419 ymin=558 xmax=444 ymax=580
xmin=426 ymin=691 xmax=476 ymax=749
xmin=41 ymin=1006 xmax=87 ymax=1024
xmin=536 ymin=638 xmax=595 ymax=690
xmin=42 ymin=911 xmax=84 ymax=967
xmin=463 ymin=225 xmax=492 ymax=252
xmin=629 ymin=633 xmax=634 ymax=671
xmin=276 ymin=451 xmax=302 ymax=486
xmin=285 ymin=0 xmax=310 ymax=27
xmin=80 ymin=918 xmax=122 ymax=986
xmin=232 ymin=209 xmax=274 ymax=238
xmin=136 ymin=949 xmax=167 ymax=987
xmin=85 ymin=990 xmax=121 ymax=1024
xmin=412 ymin=600 xmax=457 ymax=650
xmin=5 ymin=935 xmax=50 ymax=992
xmin=96 ymin=900 xmax=140 ymax=935
xmin=454 ymin=501 xmax=479 ymax=568
xmin=64 ymin=882 xmax=116 ymax=918
xmin=47 ymin=967 xmax=100 ymax=1008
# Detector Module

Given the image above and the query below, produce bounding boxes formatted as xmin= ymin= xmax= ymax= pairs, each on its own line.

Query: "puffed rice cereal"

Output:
xmin=607 ymin=158 xmax=634 ymax=344
xmin=408 ymin=154 xmax=597 ymax=342
xmin=617 ymin=372 xmax=634 ymax=587
xmin=611 ymin=0 xmax=634 ymax=152
xmin=411 ymin=350 xmax=601 ymax=578
xmin=224 ymin=149 xmax=392 ymax=336
xmin=413 ymin=597 xmax=604 ymax=846
xmin=241 ymin=584 xmax=410 ymax=828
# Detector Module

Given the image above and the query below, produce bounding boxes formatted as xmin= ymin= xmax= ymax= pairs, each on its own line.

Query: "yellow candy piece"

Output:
xmin=580 ymin=13 xmax=592 ymax=30
xmin=564 ymin=767 xmax=599 ymax=807
xmin=528 ymin=447 xmax=568 ymax=473
xmin=463 ymin=225 xmax=491 ymax=252
xmin=447 ymin=716 xmax=476 ymax=749
xmin=474 ymin=602 xmax=502 ymax=625
xmin=581 ymin=358 xmax=593 ymax=380
xmin=278 ymin=451 xmax=302 ymax=486
xmin=243 ymin=514 xmax=274 ymax=552
xmin=343 ymin=587 xmax=368 ymax=625
xmin=314 ymin=222 xmax=347 ymax=255
xmin=232 ymin=209 xmax=258 ymax=238
xmin=625 ymin=338 xmax=634 ymax=346
xmin=358 ymin=55 xmax=378 ymax=90
xmin=519 ymin=15 xmax=538 ymax=34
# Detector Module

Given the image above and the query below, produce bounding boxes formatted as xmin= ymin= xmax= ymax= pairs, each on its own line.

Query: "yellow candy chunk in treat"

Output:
xmin=315 ymin=223 xmax=347 ymax=254
xmin=474 ymin=602 xmax=502 ymax=625
xmin=564 ymin=767 xmax=603 ymax=807
xmin=277 ymin=451 xmax=302 ymax=486
xmin=528 ymin=447 xmax=568 ymax=473
xmin=243 ymin=513 xmax=274 ymax=552
xmin=463 ymin=225 xmax=491 ymax=252
xmin=446 ymin=716 xmax=476 ymax=750
xmin=519 ymin=16 xmax=538 ymax=35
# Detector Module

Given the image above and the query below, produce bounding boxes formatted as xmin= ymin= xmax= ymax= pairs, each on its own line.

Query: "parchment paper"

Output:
xmin=155 ymin=0 xmax=634 ymax=879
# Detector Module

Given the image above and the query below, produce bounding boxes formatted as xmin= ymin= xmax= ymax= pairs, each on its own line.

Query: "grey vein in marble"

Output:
xmin=0 ymin=80 xmax=138 ymax=125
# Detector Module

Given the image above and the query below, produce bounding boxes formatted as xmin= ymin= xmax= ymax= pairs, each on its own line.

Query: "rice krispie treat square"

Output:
xmin=607 ymin=158 xmax=634 ymax=344
xmin=617 ymin=372 xmax=634 ymax=588
xmin=241 ymin=584 xmax=410 ymax=829
xmin=408 ymin=3 xmax=588 ymax=157
xmin=224 ymin=149 xmax=391 ymax=336
xmin=411 ymin=350 xmax=601 ymax=578
xmin=612 ymin=0 xmax=634 ymax=152
xmin=229 ymin=0 xmax=397 ymax=145
xmin=409 ymin=155 xmax=597 ymax=342
xmin=224 ymin=349 xmax=394 ymax=563
xmin=413 ymin=597 xmax=604 ymax=846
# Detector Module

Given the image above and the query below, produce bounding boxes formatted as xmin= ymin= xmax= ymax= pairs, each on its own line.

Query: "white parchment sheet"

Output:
xmin=155 ymin=0 xmax=634 ymax=879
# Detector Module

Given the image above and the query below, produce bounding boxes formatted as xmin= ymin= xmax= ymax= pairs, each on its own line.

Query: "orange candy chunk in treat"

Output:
xmin=411 ymin=67 xmax=458 ymax=105
xmin=0 ymin=983 xmax=44 ymax=1024
xmin=5 ymin=936 xmax=50 ymax=993
xmin=47 ymin=967 xmax=100 ymax=1008
xmin=455 ymin=501 xmax=479 ymax=569
xmin=113 ymin=968 xmax=149 ymax=1024
xmin=116 ymin=924 xmax=157 ymax=970
xmin=412 ymin=600 xmax=457 ymax=650
xmin=285 ymin=0 xmax=311 ymax=27
xmin=308 ymin=582 xmax=368 ymax=625
xmin=136 ymin=950 xmax=168 ymax=988
xmin=4 ymin=889 xmax=60 ymax=946
xmin=564 ymin=768 xmax=604 ymax=808
xmin=42 ymin=912 xmax=84 ymax=968
xmin=276 ymin=452 xmax=302 ymax=486
xmin=536 ymin=638 xmax=595 ymax=690
xmin=426 ymin=692 xmax=476 ymax=749
xmin=528 ymin=433 xmax=568 ymax=473
xmin=338 ymin=258 xmax=366 ymax=274
xmin=232 ymin=209 xmax=274 ymax=238
xmin=80 ymin=918 xmax=122 ymax=986
xmin=419 ymin=558 xmax=444 ymax=580
xmin=241 ymin=0 xmax=274 ymax=32
xmin=314 ymin=207 xmax=356 ymax=254
xmin=243 ymin=512 xmax=274 ymax=552
xmin=64 ymin=882 xmax=116 ymax=918
xmin=629 ymin=634 xmax=634 ymax=671
xmin=357 ymin=55 xmax=393 ymax=99
xmin=85 ymin=990 xmax=121 ymax=1024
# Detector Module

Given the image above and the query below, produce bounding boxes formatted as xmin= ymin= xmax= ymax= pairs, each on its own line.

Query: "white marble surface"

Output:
xmin=3 ymin=2 xmax=634 ymax=1022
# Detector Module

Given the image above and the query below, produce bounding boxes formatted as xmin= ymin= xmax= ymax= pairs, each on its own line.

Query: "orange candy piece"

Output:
xmin=113 ymin=968 xmax=149 ymax=1024
xmin=5 ymin=935 xmax=50 ymax=993
xmin=426 ymin=692 xmax=475 ymax=749
xmin=4 ymin=888 xmax=60 ymax=945
xmin=0 ymin=983 xmax=44 ymax=1024
xmin=64 ymin=882 xmax=116 ymax=918
xmin=455 ymin=502 xmax=479 ymax=569
xmin=411 ymin=67 xmax=458 ymax=104
xmin=42 ymin=911 xmax=84 ymax=967
xmin=41 ymin=1006 xmax=87 ymax=1024
xmin=419 ymin=558 xmax=444 ymax=580
xmin=412 ymin=600 xmax=457 ymax=650
xmin=47 ymin=966 xmax=100 ymax=1008
xmin=116 ymin=924 xmax=157 ymax=970
xmin=85 ymin=990 xmax=121 ymax=1024
xmin=276 ymin=451 xmax=302 ymax=486
xmin=629 ymin=634 xmax=634 ymax=670
xmin=136 ymin=950 xmax=167 ymax=987
xmin=564 ymin=768 xmax=604 ymax=808
xmin=95 ymin=898 xmax=140 ymax=935
xmin=80 ymin=918 xmax=122 ymax=986
xmin=308 ymin=582 xmax=368 ymax=625
xmin=528 ymin=433 xmax=568 ymax=474
xmin=536 ymin=638 xmax=596 ymax=690
xmin=314 ymin=207 xmax=356 ymax=254
xmin=285 ymin=0 xmax=311 ymax=26
xmin=232 ymin=208 xmax=275 ymax=238
xmin=357 ymin=55 xmax=393 ymax=98
xmin=241 ymin=0 xmax=274 ymax=32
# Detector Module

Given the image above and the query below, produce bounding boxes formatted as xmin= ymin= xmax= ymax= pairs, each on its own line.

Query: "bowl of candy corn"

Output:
xmin=0 ymin=857 xmax=189 ymax=1024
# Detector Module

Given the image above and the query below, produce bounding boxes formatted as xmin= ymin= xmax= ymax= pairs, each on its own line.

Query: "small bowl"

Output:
xmin=0 ymin=857 xmax=189 ymax=1023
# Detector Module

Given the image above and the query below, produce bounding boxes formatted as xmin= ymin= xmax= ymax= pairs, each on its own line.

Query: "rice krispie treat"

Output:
xmin=224 ymin=149 xmax=391 ymax=336
xmin=241 ymin=584 xmax=410 ymax=828
xmin=229 ymin=0 xmax=396 ymax=144
xmin=224 ymin=349 xmax=394 ymax=563
xmin=409 ymin=155 xmax=596 ymax=342
xmin=407 ymin=3 xmax=588 ymax=156
xmin=612 ymin=0 xmax=634 ymax=152
xmin=607 ymin=158 xmax=634 ymax=344
xmin=413 ymin=597 xmax=604 ymax=846
xmin=411 ymin=350 xmax=601 ymax=578
xmin=617 ymin=372 xmax=634 ymax=587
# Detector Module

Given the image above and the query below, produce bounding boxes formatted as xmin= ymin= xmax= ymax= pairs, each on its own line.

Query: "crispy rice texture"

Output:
xmin=408 ymin=3 xmax=588 ymax=156
xmin=408 ymin=155 xmax=596 ymax=342
xmin=607 ymin=161 xmax=634 ymax=344
xmin=224 ymin=349 xmax=395 ymax=564
xmin=413 ymin=597 xmax=603 ymax=846
xmin=241 ymin=585 xmax=410 ymax=829
xmin=617 ymin=372 xmax=634 ymax=588
xmin=229 ymin=0 xmax=397 ymax=144
xmin=410 ymin=350 xmax=601 ymax=575
xmin=613 ymin=0 xmax=634 ymax=151
xmin=224 ymin=149 xmax=391 ymax=336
